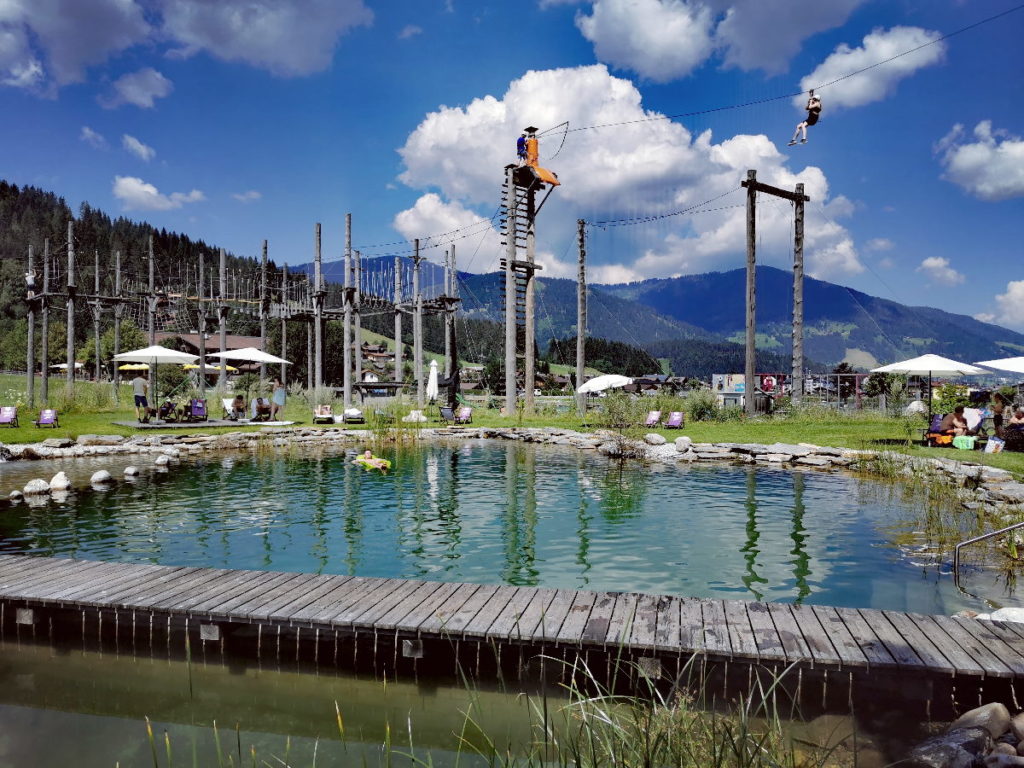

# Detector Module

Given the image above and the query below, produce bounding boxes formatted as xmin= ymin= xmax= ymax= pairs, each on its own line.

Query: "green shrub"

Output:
xmin=685 ymin=389 xmax=719 ymax=422
xmin=934 ymin=383 xmax=970 ymax=415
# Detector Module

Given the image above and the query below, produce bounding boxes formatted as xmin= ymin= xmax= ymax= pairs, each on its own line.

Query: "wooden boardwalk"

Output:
xmin=1 ymin=554 xmax=1023 ymax=680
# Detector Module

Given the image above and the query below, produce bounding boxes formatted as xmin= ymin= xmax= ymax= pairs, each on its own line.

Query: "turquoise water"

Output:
xmin=0 ymin=440 xmax=995 ymax=613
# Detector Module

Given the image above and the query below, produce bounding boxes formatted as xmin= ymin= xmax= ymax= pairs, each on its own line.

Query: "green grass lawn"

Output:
xmin=1 ymin=373 xmax=1021 ymax=477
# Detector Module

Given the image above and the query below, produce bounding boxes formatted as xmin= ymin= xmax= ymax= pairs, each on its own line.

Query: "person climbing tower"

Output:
xmin=516 ymin=133 xmax=527 ymax=166
xmin=788 ymin=90 xmax=821 ymax=146
xmin=525 ymin=127 xmax=539 ymax=167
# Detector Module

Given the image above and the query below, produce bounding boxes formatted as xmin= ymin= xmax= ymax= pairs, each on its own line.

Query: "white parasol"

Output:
xmin=577 ymin=374 xmax=633 ymax=394
xmin=114 ymin=346 xmax=199 ymax=419
xmin=426 ymin=359 xmax=439 ymax=401
xmin=206 ymin=347 xmax=291 ymax=365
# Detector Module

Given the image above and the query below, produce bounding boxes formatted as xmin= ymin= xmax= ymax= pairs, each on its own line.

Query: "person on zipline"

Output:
xmin=516 ymin=133 xmax=528 ymax=165
xmin=788 ymin=90 xmax=821 ymax=146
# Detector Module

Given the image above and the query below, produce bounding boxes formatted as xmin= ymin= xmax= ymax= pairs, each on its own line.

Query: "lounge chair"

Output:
xmin=251 ymin=398 xmax=272 ymax=422
xmin=312 ymin=404 xmax=335 ymax=424
xmin=925 ymin=414 xmax=954 ymax=447
xmin=664 ymin=411 xmax=684 ymax=429
xmin=0 ymin=406 xmax=18 ymax=428
xmin=33 ymin=409 xmax=58 ymax=428
xmin=644 ymin=410 xmax=661 ymax=427
xmin=222 ymin=398 xmax=246 ymax=421
xmin=439 ymin=406 xmax=455 ymax=423
xmin=455 ymin=406 xmax=473 ymax=424
xmin=342 ymin=408 xmax=365 ymax=424
xmin=157 ymin=401 xmax=179 ymax=422
xmin=182 ymin=399 xmax=207 ymax=422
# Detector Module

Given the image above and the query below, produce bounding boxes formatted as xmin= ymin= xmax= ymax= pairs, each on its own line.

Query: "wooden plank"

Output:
xmin=329 ymin=578 xmax=403 ymax=626
xmin=605 ymin=592 xmax=638 ymax=647
xmin=503 ymin=588 xmax=557 ymax=641
xmin=0 ymin=555 xmax=74 ymax=585
xmin=50 ymin=563 xmax=176 ymax=605
xmin=789 ymin=603 xmax=838 ymax=666
xmin=103 ymin=567 xmax=207 ymax=609
xmin=722 ymin=601 xmax=759 ymax=660
xmin=977 ymin=621 xmax=1024 ymax=676
xmin=812 ymin=606 xmax=868 ymax=669
xmin=144 ymin=569 xmax=244 ymax=613
xmin=554 ymin=590 xmax=597 ymax=645
xmin=953 ymin=618 xmax=1024 ymax=677
xmin=580 ymin=592 xmax=616 ymax=645
xmin=745 ymin=602 xmax=787 ymax=663
xmin=535 ymin=589 xmax=576 ymax=643
xmin=162 ymin=568 xmax=265 ymax=613
xmin=392 ymin=581 xmax=464 ymax=633
xmin=418 ymin=583 xmax=483 ymax=635
xmin=832 ymin=607 xmax=896 ymax=668
xmin=374 ymin=580 xmax=450 ymax=632
xmin=0 ymin=559 xmax=111 ymax=596
xmin=180 ymin=569 xmax=282 ymax=614
xmin=925 ymin=615 xmax=1007 ymax=677
xmin=764 ymin=603 xmax=813 ymax=664
xmin=678 ymin=597 xmax=705 ymax=652
xmin=286 ymin=575 xmax=373 ymax=624
xmin=628 ymin=593 xmax=663 ymax=650
xmin=201 ymin=571 xmax=290 ymax=616
xmin=700 ymin=600 xmax=732 ymax=657
xmin=241 ymin=573 xmax=325 ymax=621
xmin=461 ymin=586 xmax=519 ymax=638
xmin=348 ymin=578 xmax=429 ymax=628
xmin=437 ymin=584 xmax=503 ymax=637
xmin=857 ymin=609 xmax=924 ymax=669
xmin=882 ymin=611 xmax=956 ymax=675
xmin=257 ymin=574 xmax=349 ymax=622
xmin=653 ymin=596 xmax=681 ymax=652
xmin=206 ymin=571 xmax=305 ymax=617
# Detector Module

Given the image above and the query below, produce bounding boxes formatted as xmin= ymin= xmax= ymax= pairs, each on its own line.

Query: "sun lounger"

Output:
xmin=342 ymin=408 xmax=365 ymax=424
xmin=455 ymin=406 xmax=473 ymax=424
xmin=222 ymin=398 xmax=246 ymax=421
xmin=0 ymin=406 xmax=18 ymax=428
xmin=312 ymin=404 xmax=335 ymax=424
xmin=439 ymin=406 xmax=455 ymax=423
xmin=157 ymin=401 xmax=179 ymax=422
xmin=644 ymin=410 xmax=661 ymax=427
xmin=182 ymin=399 xmax=207 ymax=422
xmin=33 ymin=409 xmax=58 ymax=428
xmin=664 ymin=411 xmax=684 ymax=429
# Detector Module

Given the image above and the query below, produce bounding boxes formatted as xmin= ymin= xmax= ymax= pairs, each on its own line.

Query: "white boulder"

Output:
xmin=90 ymin=470 xmax=113 ymax=486
xmin=49 ymin=471 xmax=71 ymax=491
xmin=23 ymin=479 xmax=50 ymax=496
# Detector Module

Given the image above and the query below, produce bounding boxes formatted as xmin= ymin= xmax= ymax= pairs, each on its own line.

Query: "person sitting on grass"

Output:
xmin=938 ymin=405 xmax=973 ymax=436
xmin=1007 ymin=409 xmax=1024 ymax=430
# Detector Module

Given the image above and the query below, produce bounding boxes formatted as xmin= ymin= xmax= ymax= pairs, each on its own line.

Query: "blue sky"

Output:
xmin=1 ymin=0 xmax=1022 ymax=330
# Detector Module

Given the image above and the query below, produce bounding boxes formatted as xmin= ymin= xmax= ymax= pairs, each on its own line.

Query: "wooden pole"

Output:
xmin=343 ymin=214 xmax=352 ymax=407
xmin=280 ymin=265 xmax=288 ymax=384
xmin=744 ymin=169 xmax=757 ymax=416
xmin=113 ymin=250 xmax=122 ymax=381
xmin=197 ymin=253 xmax=207 ymax=398
xmin=354 ymin=249 xmax=362 ymax=387
xmin=413 ymin=239 xmax=424 ymax=408
xmin=524 ymin=185 xmax=536 ymax=415
xmin=26 ymin=244 xmax=35 ymax=407
xmin=41 ymin=239 xmax=49 ymax=404
xmin=93 ymin=249 xmax=101 ymax=381
xmin=306 ymin=280 xmax=313 ymax=391
xmin=148 ymin=234 xmax=157 ymax=396
xmin=576 ymin=219 xmax=587 ymax=416
xmin=313 ymin=223 xmax=323 ymax=389
xmin=447 ymin=244 xmax=459 ymax=409
xmin=444 ymin=248 xmax=452 ymax=377
xmin=393 ymin=256 xmax=402 ymax=383
xmin=260 ymin=239 xmax=268 ymax=382
xmin=218 ymin=247 xmax=228 ymax=389
xmin=792 ymin=182 xmax=805 ymax=403
xmin=504 ymin=165 xmax=517 ymax=415
xmin=66 ymin=220 xmax=76 ymax=390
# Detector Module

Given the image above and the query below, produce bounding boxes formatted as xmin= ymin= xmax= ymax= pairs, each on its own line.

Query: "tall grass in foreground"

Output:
xmin=133 ymin=658 xmax=852 ymax=768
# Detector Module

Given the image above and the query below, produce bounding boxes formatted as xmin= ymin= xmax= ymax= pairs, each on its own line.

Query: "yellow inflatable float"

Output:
xmin=353 ymin=450 xmax=391 ymax=473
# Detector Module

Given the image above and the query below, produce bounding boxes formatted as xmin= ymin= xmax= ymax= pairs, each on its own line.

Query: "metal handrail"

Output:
xmin=953 ymin=521 xmax=1024 ymax=590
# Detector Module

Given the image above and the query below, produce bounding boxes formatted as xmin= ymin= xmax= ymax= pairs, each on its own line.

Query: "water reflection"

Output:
xmin=0 ymin=440 xmax=1001 ymax=613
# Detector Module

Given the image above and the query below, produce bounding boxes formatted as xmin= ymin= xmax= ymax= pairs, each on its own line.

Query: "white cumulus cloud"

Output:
xmin=796 ymin=26 xmax=945 ymax=111
xmin=398 ymin=64 xmax=863 ymax=281
xmin=983 ymin=281 xmax=1024 ymax=330
xmin=916 ymin=256 xmax=963 ymax=286
xmin=232 ymin=190 xmax=262 ymax=203
xmin=398 ymin=24 xmax=423 ymax=39
xmin=122 ymin=134 xmax=155 ymax=161
xmin=101 ymin=67 xmax=173 ymax=109
xmin=80 ymin=125 xmax=108 ymax=149
xmin=392 ymin=193 xmax=503 ymax=267
xmin=575 ymin=0 xmax=715 ymax=82
xmin=160 ymin=0 xmax=372 ymax=77
xmin=113 ymin=175 xmax=204 ymax=211
xmin=864 ymin=237 xmax=892 ymax=252
xmin=935 ymin=121 xmax=1024 ymax=202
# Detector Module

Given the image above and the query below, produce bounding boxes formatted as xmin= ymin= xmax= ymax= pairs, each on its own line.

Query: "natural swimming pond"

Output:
xmin=0 ymin=439 xmax=1004 ymax=615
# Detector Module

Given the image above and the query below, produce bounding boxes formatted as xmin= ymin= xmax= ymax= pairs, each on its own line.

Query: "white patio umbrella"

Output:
xmin=426 ymin=359 xmax=439 ymax=401
xmin=871 ymin=354 xmax=986 ymax=419
xmin=975 ymin=357 xmax=1024 ymax=375
xmin=206 ymin=347 xmax=291 ymax=365
xmin=577 ymin=374 xmax=633 ymax=394
xmin=114 ymin=345 xmax=199 ymax=419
